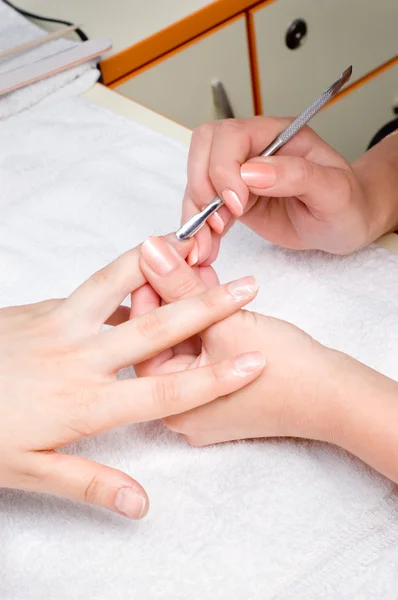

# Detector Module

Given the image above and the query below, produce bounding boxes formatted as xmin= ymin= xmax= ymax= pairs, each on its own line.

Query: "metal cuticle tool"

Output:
xmin=175 ymin=65 xmax=352 ymax=241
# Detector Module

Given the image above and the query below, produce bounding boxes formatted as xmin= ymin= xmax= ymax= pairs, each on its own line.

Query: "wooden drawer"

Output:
xmin=251 ymin=0 xmax=397 ymax=117
xmin=311 ymin=63 xmax=398 ymax=162
xmin=114 ymin=16 xmax=254 ymax=129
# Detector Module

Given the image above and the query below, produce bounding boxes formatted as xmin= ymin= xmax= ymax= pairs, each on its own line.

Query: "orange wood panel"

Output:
xmin=109 ymin=14 xmax=246 ymax=88
xmin=100 ymin=0 xmax=271 ymax=85
xmin=246 ymin=9 xmax=264 ymax=115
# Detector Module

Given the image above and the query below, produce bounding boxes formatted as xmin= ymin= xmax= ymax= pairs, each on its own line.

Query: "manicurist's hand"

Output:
xmin=182 ymin=117 xmax=398 ymax=265
xmin=0 ymin=236 xmax=264 ymax=519
xmin=134 ymin=237 xmax=398 ymax=486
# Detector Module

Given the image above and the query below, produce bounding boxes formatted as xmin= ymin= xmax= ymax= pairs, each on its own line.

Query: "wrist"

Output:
xmin=320 ymin=348 xmax=398 ymax=482
xmin=352 ymin=140 xmax=398 ymax=242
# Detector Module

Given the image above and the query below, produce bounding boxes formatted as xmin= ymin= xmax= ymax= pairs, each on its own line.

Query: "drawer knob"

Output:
xmin=285 ymin=18 xmax=308 ymax=50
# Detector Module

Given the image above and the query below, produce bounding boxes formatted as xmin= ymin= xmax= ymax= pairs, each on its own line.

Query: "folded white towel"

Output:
xmin=1 ymin=94 xmax=398 ymax=600
xmin=0 ymin=1 xmax=99 ymax=120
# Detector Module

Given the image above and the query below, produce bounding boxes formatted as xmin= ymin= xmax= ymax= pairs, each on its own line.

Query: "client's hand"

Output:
xmin=135 ymin=238 xmax=398 ymax=486
xmin=134 ymin=237 xmax=335 ymax=446
xmin=0 ymin=236 xmax=264 ymax=519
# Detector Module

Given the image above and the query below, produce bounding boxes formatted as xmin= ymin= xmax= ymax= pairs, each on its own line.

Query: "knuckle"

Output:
xmin=209 ymin=162 xmax=230 ymax=185
xmin=37 ymin=298 xmax=64 ymax=314
xmin=153 ymin=375 xmax=180 ymax=414
xmin=135 ymin=309 xmax=164 ymax=340
xmin=191 ymin=122 xmax=215 ymax=144
xmin=89 ymin=266 xmax=110 ymax=288
xmin=297 ymin=157 xmax=315 ymax=185
xmin=84 ymin=470 xmax=104 ymax=504
xmin=241 ymin=308 xmax=261 ymax=328
xmin=68 ymin=387 xmax=99 ymax=438
xmin=217 ymin=118 xmax=242 ymax=132
xmin=198 ymin=290 xmax=219 ymax=311
xmin=12 ymin=451 xmax=59 ymax=490
xmin=169 ymin=277 xmax=203 ymax=302
xmin=209 ymin=361 xmax=226 ymax=386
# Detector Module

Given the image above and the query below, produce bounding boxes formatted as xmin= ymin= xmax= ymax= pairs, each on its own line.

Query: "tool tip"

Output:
xmin=326 ymin=65 xmax=353 ymax=98
xmin=342 ymin=65 xmax=353 ymax=82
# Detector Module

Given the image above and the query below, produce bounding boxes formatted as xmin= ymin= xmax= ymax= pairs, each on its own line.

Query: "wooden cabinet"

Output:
xmin=114 ymin=16 xmax=254 ymax=130
xmin=251 ymin=0 xmax=397 ymax=117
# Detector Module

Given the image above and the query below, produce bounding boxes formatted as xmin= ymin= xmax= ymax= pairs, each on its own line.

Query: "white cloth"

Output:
xmin=0 ymin=1 xmax=99 ymax=120
xmin=1 ymin=94 xmax=398 ymax=599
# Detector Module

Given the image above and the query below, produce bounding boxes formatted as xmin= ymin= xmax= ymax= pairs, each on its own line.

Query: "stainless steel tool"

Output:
xmin=176 ymin=65 xmax=352 ymax=241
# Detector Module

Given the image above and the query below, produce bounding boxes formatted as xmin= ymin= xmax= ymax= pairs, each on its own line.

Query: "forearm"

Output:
xmin=352 ymin=133 xmax=398 ymax=241
xmin=324 ymin=349 xmax=398 ymax=483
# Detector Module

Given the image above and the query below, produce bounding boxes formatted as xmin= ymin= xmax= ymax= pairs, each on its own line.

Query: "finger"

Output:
xmin=197 ymin=265 xmax=220 ymax=288
xmin=185 ymin=123 xmax=216 ymax=215
xmin=186 ymin=238 xmax=199 ymax=267
xmin=196 ymin=204 xmax=237 ymax=267
xmin=93 ymin=352 xmax=265 ymax=430
xmin=61 ymin=234 xmax=194 ymax=332
xmin=130 ymin=283 xmax=172 ymax=377
xmin=130 ymin=283 xmax=160 ymax=318
xmin=206 ymin=117 xmax=292 ymax=217
xmin=240 ymin=155 xmax=353 ymax=216
xmin=30 ymin=453 xmax=149 ymax=519
xmin=140 ymin=237 xmax=208 ymax=303
xmin=131 ymin=289 xmax=200 ymax=366
xmin=184 ymin=124 xmax=223 ymax=264
xmin=200 ymin=227 xmax=223 ymax=267
xmin=88 ymin=272 xmax=258 ymax=372
xmin=182 ymin=187 xmax=214 ymax=265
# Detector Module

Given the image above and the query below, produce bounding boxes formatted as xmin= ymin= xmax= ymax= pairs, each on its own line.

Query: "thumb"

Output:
xmin=30 ymin=452 xmax=149 ymax=519
xmin=240 ymin=155 xmax=352 ymax=214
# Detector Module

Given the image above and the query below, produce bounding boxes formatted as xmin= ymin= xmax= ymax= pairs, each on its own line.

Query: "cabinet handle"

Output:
xmin=211 ymin=80 xmax=235 ymax=119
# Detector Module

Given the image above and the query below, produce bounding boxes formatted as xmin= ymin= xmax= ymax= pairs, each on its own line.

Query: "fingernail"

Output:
xmin=235 ymin=352 xmax=266 ymax=375
xmin=187 ymin=240 xmax=199 ymax=266
xmin=141 ymin=237 xmax=178 ymax=275
xmin=222 ymin=189 xmax=243 ymax=217
xmin=227 ymin=276 xmax=258 ymax=300
xmin=241 ymin=162 xmax=277 ymax=188
xmin=208 ymin=211 xmax=225 ymax=234
xmin=115 ymin=487 xmax=148 ymax=520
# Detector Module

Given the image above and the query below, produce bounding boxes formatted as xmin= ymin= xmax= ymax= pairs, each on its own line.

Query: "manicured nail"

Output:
xmin=208 ymin=211 xmax=225 ymax=234
xmin=241 ymin=162 xmax=277 ymax=188
xmin=115 ymin=487 xmax=148 ymax=520
xmin=235 ymin=352 xmax=266 ymax=375
xmin=227 ymin=276 xmax=258 ymax=300
xmin=187 ymin=240 xmax=199 ymax=266
xmin=141 ymin=237 xmax=178 ymax=275
xmin=222 ymin=189 xmax=243 ymax=217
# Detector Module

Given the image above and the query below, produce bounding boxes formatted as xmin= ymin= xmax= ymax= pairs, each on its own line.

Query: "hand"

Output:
xmin=182 ymin=117 xmax=396 ymax=265
xmin=133 ymin=237 xmax=335 ymax=447
xmin=0 ymin=236 xmax=264 ymax=519
xmin=134 ymin=238 xmax=398 ymax=487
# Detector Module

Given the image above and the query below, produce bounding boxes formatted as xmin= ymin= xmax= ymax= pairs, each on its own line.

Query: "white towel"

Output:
xmin=1 ymin=94 xmax=398 ymax=600
xmin=0 ymin=1 xmax=99 ymax=120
